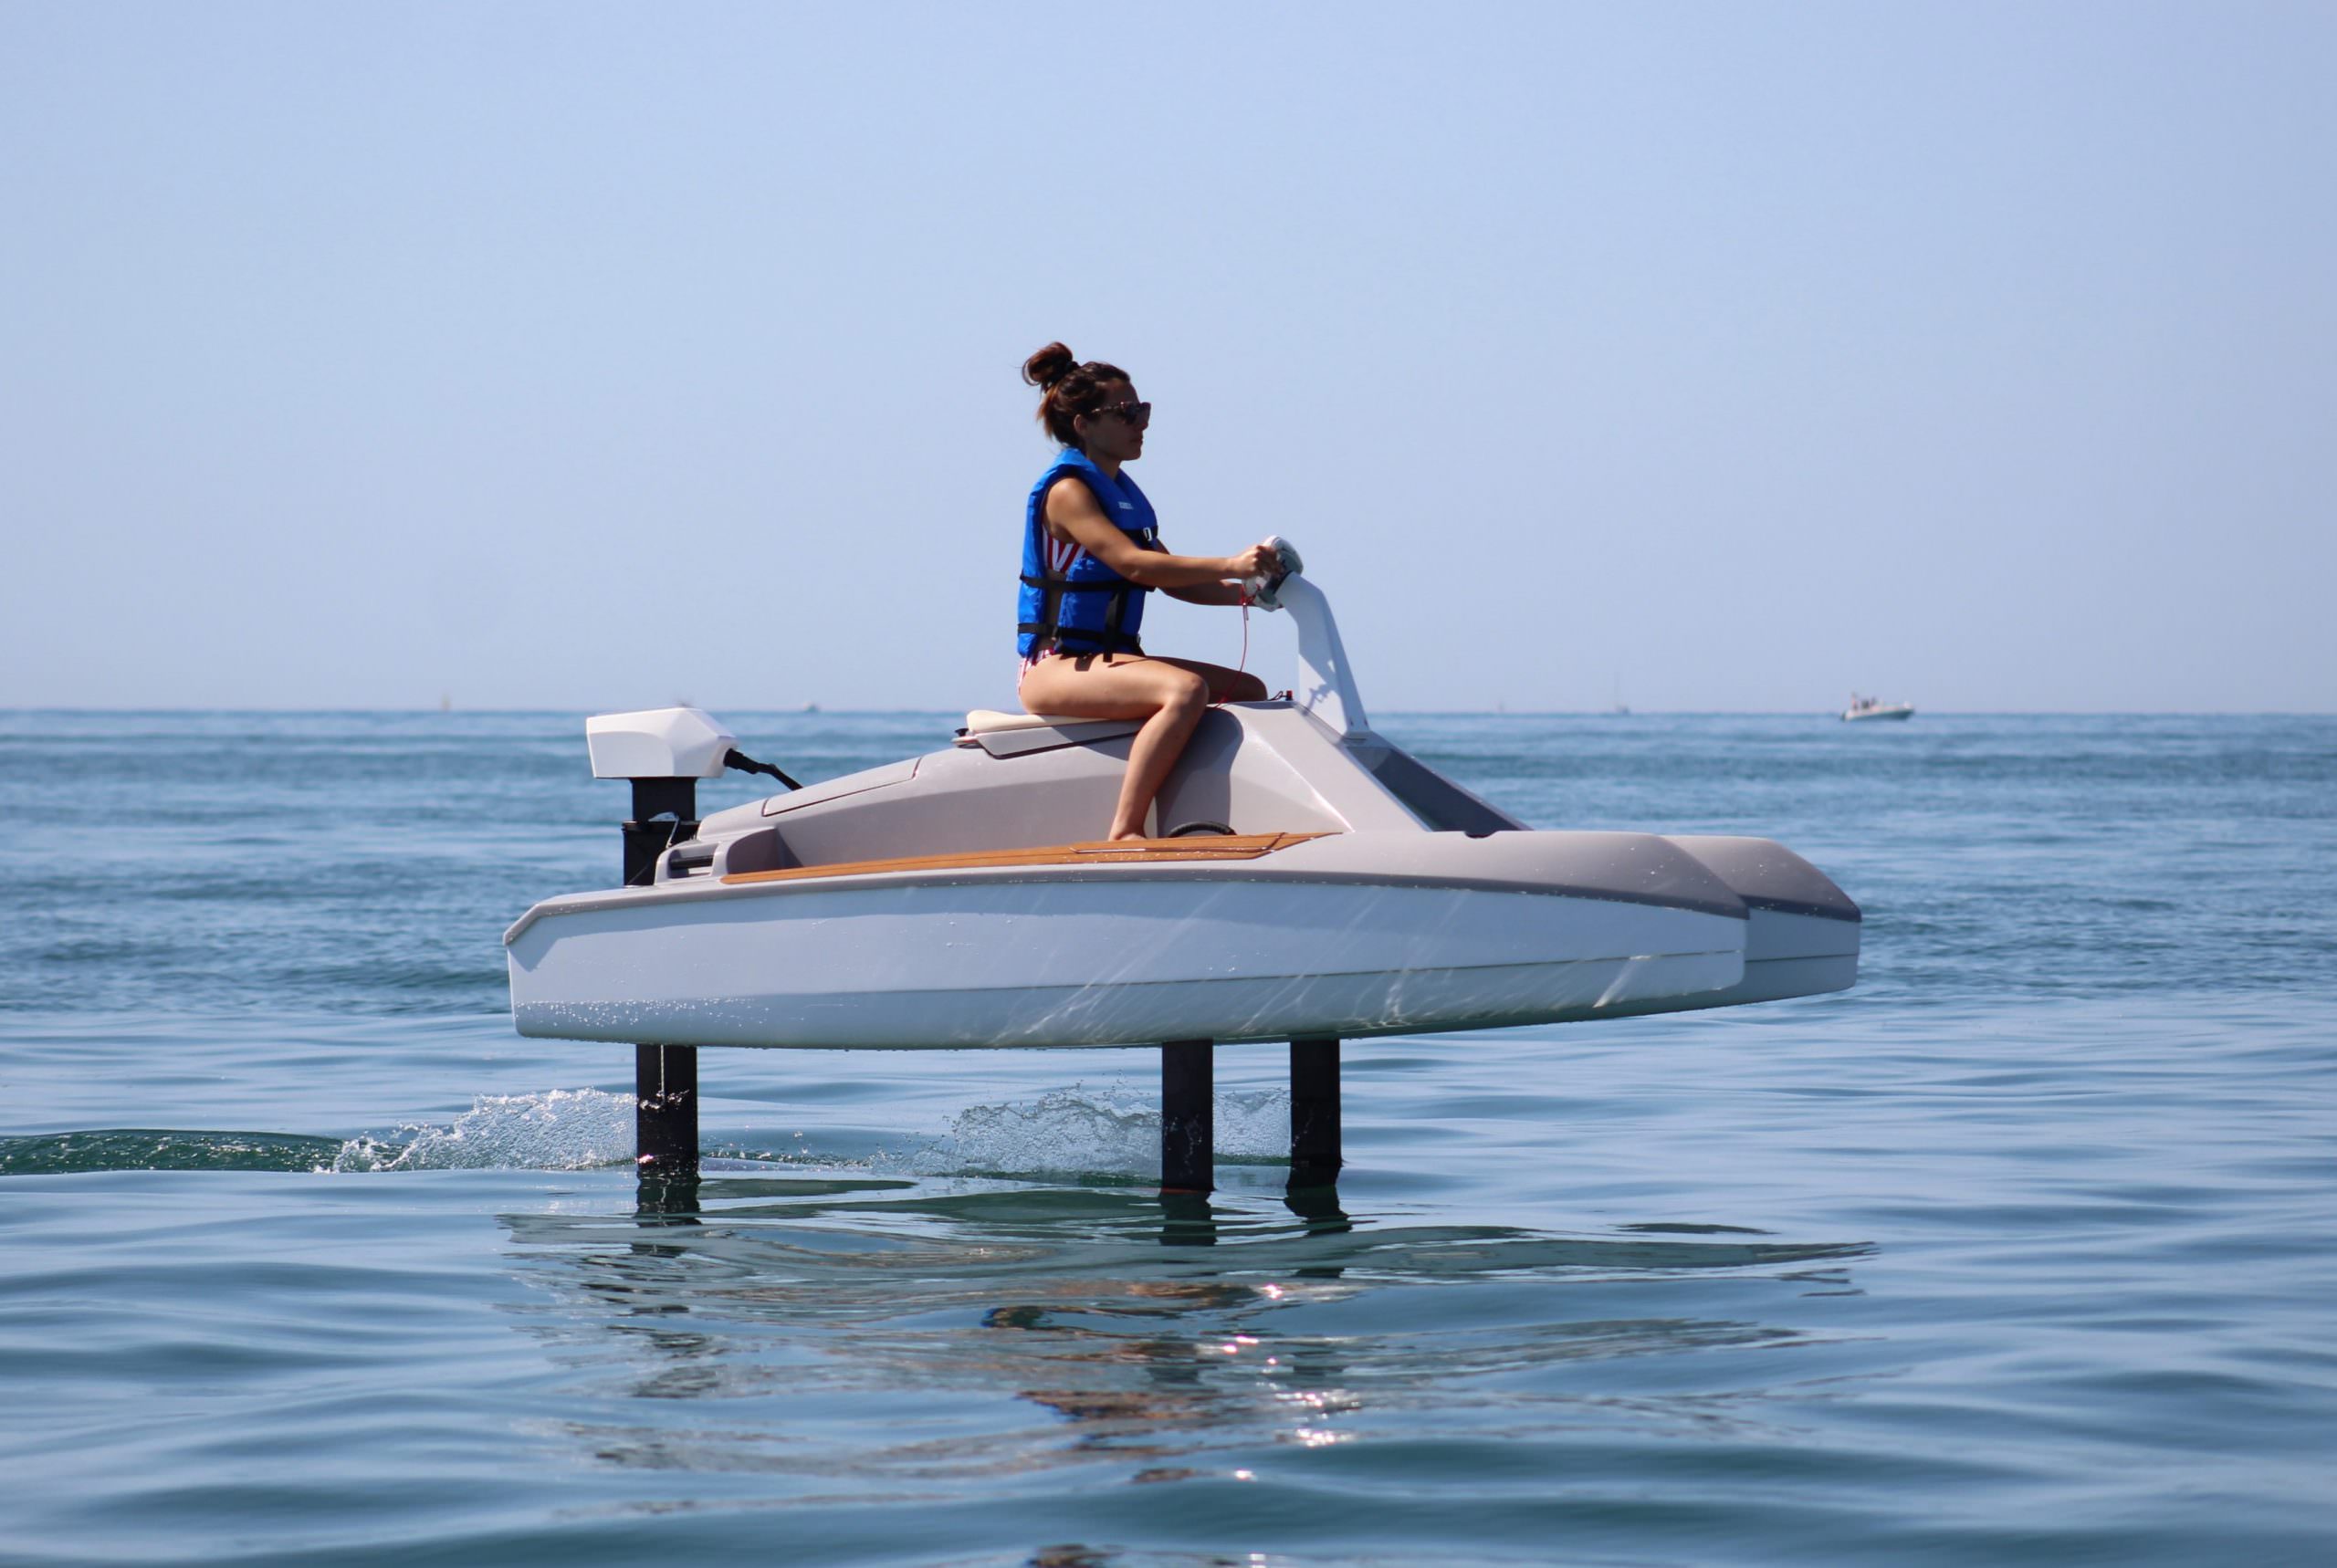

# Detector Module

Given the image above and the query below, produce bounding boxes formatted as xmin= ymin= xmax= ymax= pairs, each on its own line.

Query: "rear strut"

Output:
xmin=624 ymin=776 xmax=699 ymax=1182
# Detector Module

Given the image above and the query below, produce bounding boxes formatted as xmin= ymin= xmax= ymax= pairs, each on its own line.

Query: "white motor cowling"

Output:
xmin=585 ymin=706 xmax=737 ymax=780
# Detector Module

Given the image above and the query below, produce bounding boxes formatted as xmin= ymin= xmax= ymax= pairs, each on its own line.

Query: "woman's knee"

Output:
xmin=1158 ymin=667 xmax=1210 ymax=715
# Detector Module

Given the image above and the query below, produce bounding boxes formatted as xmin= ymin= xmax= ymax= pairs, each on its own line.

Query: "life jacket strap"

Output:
xmin=1016 ymin=622 xmax=1146 ymax=654
xmin=1018 ymin=574 xmax=1141 ymax=591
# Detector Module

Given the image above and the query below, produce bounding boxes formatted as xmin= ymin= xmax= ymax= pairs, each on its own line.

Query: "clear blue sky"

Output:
xmin=4 ymin=2 xmax=2331 ymax=712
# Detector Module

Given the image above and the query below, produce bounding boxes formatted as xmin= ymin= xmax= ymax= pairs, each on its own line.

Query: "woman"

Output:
xmin=1016 ymin=341 xmax=1275 ymax=841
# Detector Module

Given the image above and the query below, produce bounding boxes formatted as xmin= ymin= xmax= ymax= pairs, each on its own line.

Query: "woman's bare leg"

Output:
xmin=1147 ymin=656 xmax=1269 ymax=705
xmin=1018 ymin=653 xmax=1263 ymax=839
xmin=1095 ymin=660 xmax=1267 ymax=835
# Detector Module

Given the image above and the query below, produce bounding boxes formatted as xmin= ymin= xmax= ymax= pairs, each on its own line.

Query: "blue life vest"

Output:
xmin=1018 ymin=447 xmax=1161 ymax=657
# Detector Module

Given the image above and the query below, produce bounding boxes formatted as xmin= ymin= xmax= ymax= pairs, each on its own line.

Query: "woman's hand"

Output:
xmin=1223 ymin=541 xmax=1278 ymax=579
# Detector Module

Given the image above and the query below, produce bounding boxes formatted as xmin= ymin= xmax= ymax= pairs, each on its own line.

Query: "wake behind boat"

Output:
xmin=506 ymin=562 xmax=1860 ymax=1052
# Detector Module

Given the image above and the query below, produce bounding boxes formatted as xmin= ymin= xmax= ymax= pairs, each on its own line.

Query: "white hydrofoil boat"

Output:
xmin=507 ymin=555 xmax=1860 ymax=1051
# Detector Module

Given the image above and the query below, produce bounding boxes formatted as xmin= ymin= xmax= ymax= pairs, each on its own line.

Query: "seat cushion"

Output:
xmin=962 ymin=709 xmax=1093 ymax=736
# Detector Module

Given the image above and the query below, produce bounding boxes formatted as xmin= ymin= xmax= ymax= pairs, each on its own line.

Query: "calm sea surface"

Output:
xmin=3 ymin=711 xmax=2332 ymax=1566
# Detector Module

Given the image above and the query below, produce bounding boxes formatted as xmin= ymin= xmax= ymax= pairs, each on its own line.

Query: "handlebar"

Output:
xmin=1249 ymin=536 xmax=1305 ymax=611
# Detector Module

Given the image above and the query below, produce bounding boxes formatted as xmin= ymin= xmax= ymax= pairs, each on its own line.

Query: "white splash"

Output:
xmin=330 ymin=1088 xmax=636 ymax=1173
xmin=897 ymin=1084 xmax=1293 ymax=1180
xmin=325 ymin=1083 xmax=1294 ymax=1181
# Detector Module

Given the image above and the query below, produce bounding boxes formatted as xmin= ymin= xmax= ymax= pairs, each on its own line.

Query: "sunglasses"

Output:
xmin=1091 ymin=400 xmax=1152 ymax=427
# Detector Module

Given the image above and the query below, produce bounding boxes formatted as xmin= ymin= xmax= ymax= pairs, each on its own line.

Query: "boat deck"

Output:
xmin=720 ymin=831 xmax=1329 ymax=886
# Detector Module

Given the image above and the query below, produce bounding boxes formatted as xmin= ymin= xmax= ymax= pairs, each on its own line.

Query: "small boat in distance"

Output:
xmin=1841 ymin=693 xmax=1915 ymax=722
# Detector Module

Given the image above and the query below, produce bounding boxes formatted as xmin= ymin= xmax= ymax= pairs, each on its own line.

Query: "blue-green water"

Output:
xmin=3 ymin=712 xmax=2332 ymax=1566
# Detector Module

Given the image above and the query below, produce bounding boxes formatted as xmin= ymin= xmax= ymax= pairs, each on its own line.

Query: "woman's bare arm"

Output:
xmin=1162 ymin=580 xmax=1247 ymax=605
xmin=1048 ymin=479 xmax=1271 ymax=588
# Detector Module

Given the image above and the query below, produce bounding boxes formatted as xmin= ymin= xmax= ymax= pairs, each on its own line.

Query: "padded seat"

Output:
xmin=961 ymin=709 xmax=1092 ymax=736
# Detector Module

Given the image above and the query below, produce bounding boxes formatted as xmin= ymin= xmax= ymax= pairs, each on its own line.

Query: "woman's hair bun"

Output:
xmin=1022 ymin=341 xmax=1129 ymax=447
xmin=1022 ymin=341 xmax=1076 ymax=390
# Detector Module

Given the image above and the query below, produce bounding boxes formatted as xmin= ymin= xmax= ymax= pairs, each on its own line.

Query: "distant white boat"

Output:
xmin=1840 ymin=693 xmax=1915 ymax=723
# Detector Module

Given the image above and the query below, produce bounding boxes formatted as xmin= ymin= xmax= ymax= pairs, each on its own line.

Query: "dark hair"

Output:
xmin=1022 ymin=341 xmax=1131 ymax=449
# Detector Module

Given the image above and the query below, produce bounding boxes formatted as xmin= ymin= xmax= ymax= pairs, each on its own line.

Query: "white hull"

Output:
xmin=1594 ymin=904 xmax=1858 ymax=1017
xmin=1840 ymin=704 xmax=1915 ymax=722
xmin=508 ymin=686 xmax=1860 ymax=1051
xmin=509 ymin=873 xmax=1750 ymax=1049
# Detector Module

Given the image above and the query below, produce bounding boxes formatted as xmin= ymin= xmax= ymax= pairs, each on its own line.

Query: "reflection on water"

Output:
xmin=498 ymin=1175 xmax=1869 ymax=1492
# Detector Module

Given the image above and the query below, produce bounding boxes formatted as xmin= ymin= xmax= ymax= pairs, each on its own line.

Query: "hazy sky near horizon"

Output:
xmin=4 ymin=2 xmax=2332 ymax=713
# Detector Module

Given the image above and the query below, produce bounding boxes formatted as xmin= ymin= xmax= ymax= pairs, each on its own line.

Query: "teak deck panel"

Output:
xmin=720 ymin=831 xmax=1327 ymax=886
